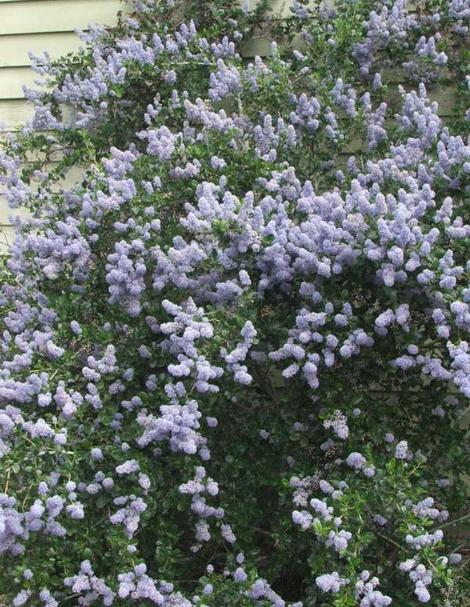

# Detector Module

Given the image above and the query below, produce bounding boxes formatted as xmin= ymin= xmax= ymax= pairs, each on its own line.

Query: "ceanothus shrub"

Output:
xmin=0 ymin=0 xmax=469 ymax=605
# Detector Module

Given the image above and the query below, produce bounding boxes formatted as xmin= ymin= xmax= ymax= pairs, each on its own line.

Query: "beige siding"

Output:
xmin=0 ymin=98 xmax=34 ymax=126
xmin=0 ymin=32 xmax=82 ymax=67
xmin=0 ymin=66 xmax=40 ymax=99
xmin=0 ymin=0 xmax=121 ymax=35
xmin=0 ymin=0 xmax=121 ymax=105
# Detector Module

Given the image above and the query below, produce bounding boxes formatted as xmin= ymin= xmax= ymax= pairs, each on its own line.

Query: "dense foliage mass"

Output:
xmin=0 ymin=0 xmax=469 ymax=605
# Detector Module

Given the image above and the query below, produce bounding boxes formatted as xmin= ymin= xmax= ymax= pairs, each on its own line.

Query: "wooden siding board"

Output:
xmin=0 ymin=0 xmax=121 ymax=36
xmin=0 ymin=32 xmax=83 ymax=68
xmin=0 ymin=99 xmax=34 ymax=127
xmin=0 ymin=65 xmax=42 ymax=99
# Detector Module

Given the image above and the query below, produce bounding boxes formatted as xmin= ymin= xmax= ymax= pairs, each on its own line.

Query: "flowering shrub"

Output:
xmin=0 ymin=0 xmax=469 ymax=605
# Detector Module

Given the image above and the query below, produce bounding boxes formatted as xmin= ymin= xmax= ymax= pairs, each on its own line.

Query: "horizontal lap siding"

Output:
xmin=0 ymin=0 xmax=122 ymax=35
xmin=0 ymin=32 xmax=82 ymax=68
xmin=0 ymin=0 xmax=124 ymax=113
xmin=0 ymin=99 xmax=34 ymax=125
xmin=0 ymin=66 xmax=42 ymax=99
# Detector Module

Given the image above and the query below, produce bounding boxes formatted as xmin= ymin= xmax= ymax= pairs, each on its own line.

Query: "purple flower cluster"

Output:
xmin=355 ymin=571 xmax=392 ymax=607
xmin=0 ymin=0 xmax=467 ymax=604
xmin=64 ymin=560 xmax=115 ymax=606
xmin=399 ymin=560 xmax=434 ymax=603
xmin=315 ymin=571 xmax=348 ymax=593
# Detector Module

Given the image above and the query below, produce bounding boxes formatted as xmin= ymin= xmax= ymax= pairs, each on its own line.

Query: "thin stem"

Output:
xmin=437 ymin=512 xmax=470 ymax=530
xmin=4 ymin=467 xmax=11 ymax=494
xmin=376 ymin=532 xmax=402 ymax=551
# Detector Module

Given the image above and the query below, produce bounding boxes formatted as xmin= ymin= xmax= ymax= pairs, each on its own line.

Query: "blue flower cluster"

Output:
xmin=0 ymin=0 xmax=468 ymax=605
